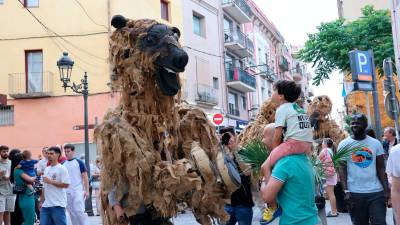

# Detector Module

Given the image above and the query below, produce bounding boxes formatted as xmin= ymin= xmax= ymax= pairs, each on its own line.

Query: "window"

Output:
xmin=0 ymin=0 xmax=3 ymax=5
xmin=24 ymin=0 xmax=38 ymax=7
xmin=223 ymin=17 xmax=232 ymax=31
xmin=261 ymin=87 xmax=266 ymax=100
xmin=0 ymin=106 xmax=14 ymax=126
xmin=25 ymin=50 xmax=43 ymax=93
xmin=160 ymin=0 xmax=169 ymax=21
xmin=242 ymin=95 xmax=247 ymax=109
xmin=213 ymin=77 xmax=219 ymax=89
xmin=193 ymin=13 xmax=205 ymax=37
xmin=228 ymin=92 xmax=239 ymax=116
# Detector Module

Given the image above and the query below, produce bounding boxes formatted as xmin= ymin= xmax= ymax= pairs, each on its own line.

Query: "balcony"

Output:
xmin=195 ymin=83 xmax=218 ymax=106
xmin=222 ymin=0 xmax=252 ymax=23
xmin=9 ymin=72 xmax=54 ymax=99
xmin=224 ymin=29 xmax=254 ymax=57
xmin=279 ymin=56 xmax=289 ymax=72
xmin=258 ymin=65 xmax=276 ymax=82
xmin=228 ymin=105 xmax=240 ymax=117
xmin=226 ymin=67 xmax=256 ymax=92
xmin=249 ymin=104 xmax=259 ymax=120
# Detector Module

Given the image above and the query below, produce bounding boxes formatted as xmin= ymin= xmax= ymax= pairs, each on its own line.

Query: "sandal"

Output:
xmin=326 ymin=211 xmax=339 ymax=217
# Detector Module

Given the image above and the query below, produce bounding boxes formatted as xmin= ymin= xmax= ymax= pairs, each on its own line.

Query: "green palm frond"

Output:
xmin=310 ymin=156 xmax=325 ymax=183
xmin=314 ymin=142 xmax=364 ymax=182
xmin=332 ymin=142 xmax=365 ymax=170
xmin=238 ymin=139 xmax=270 ymax=177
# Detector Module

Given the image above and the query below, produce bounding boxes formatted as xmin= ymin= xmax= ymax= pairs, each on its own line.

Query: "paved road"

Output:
xmin=86 ymin=200 xmax=395 ymax=225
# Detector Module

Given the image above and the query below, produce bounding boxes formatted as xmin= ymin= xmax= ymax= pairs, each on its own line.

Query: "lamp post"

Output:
xmin=57 ymin=52 xmax=93 ymax=215
xmin=57 ymin=52 xmax=90 ymax=175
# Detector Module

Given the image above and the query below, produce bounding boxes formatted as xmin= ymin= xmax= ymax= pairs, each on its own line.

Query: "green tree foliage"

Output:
xmin=298 ymin=6 xmax=394 ymax=86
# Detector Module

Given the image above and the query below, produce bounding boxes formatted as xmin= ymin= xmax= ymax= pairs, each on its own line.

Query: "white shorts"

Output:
xmin=0 ymin=195 xmax=16 ymax=212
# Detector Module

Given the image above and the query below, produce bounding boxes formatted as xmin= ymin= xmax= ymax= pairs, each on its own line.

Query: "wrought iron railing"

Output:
xmin=228 ymin=105 xmax=240 ymax=116
xmin=8 ymin=71 xmax=54 ymax=98
xmin=224 ymin=29 xmax=254 ymax=54
xmin=279 ymin=56 xmax=289 ymax=71
xmin=226 ymin=67 xmax=256 ymax=89
xmin=195 ymin=83 xmax=218 ymax=105
xmin=222 ymin=0 xmax=252 ymax=19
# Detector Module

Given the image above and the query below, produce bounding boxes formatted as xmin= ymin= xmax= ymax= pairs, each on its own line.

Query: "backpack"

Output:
xmin=321 ymin=148 xmax=335 ymax=177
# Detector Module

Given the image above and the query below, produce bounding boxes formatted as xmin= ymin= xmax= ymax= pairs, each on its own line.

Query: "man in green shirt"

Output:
xmin=262 ymin=153 xmax=319 ymax=225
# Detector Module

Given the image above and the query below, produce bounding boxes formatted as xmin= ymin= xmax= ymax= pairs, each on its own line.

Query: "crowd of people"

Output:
xmin=0 ymin=79 xmax=399 ymax=225
xmin=0 ymin=144 xmax=102 ymax=225
xmin=216 ymin=80 xmax=399 ymax=225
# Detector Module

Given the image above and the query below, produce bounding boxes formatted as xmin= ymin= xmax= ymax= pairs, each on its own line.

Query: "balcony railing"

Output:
xmin=9 ymin=71 xmax=54 ymax=99
xmin=279 ymin=56 xmax=289 ymax=71
xmin=246 ymin=38 xmax=254 ymax=54
xmin=222 ymin=0 xmax=252 ymax=23
xmin=224 ymin=29 xmax=246 ymax=47
xmin=224 ymin=29 xmax=254 ymax=56
xmin=249 ymin=104 xmax=259 ymax=119
xmin=258 ymin=65 xmax=276 ymax=81
xmin=226 ymin=67 xmax=256 ymax=92
xmin=195 ymin=83 xmax=218 ymax=105
xmin=228 ymin=106 xmax=240 ymax=116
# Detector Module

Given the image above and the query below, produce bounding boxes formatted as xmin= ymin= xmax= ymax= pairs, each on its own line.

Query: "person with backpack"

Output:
xmin=318 ymin=138 xmax=338 ymax=217
xmin=220 ymin=126 xmax=254 ymax=225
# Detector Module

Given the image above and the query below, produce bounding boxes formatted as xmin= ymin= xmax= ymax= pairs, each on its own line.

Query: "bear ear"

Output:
xmin=111 ymin=15 xmax=127 ymax=29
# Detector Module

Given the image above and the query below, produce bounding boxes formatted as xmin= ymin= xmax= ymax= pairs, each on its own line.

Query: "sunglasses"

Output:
xmin=350 ymin=114 xmax=365 ymax=120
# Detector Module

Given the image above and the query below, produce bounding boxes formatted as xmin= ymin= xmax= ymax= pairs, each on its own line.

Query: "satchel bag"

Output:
xmin=315 ymin=181 xmax=326 ymax=210
xmin=216 ymin=145 xmax=242 ymax=193
xmin=13 ymin=185 xmax=26 ymax=194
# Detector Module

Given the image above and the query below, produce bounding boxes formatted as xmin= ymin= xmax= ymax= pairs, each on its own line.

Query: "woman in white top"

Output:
xmin=318 ymin=138 xmax=338 ymax=217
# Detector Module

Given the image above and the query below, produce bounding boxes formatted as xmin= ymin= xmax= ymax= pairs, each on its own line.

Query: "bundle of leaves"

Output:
xmin=238 ymin=139 xmax=270 ymax=178
xmin=313 ymin=141 xmax=365 ymax=183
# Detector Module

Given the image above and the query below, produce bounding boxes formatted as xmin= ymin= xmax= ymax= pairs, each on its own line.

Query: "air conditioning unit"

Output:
xmin=0 ymin=94 xmax=6 ymax=106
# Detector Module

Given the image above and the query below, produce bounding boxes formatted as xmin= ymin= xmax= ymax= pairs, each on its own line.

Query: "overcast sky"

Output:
xmin=253 ymin=0 xmax=344 ymax=118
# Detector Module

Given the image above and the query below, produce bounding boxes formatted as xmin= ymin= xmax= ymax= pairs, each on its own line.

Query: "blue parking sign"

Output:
xmin=350 ymin=50 xmax=373 ymax=82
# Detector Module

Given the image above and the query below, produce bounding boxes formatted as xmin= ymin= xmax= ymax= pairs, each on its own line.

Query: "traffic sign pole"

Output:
xmin=384 ymin=58 xmax=400 ymax=143
xmin=370 ymin=50 xmax=382 ymax=140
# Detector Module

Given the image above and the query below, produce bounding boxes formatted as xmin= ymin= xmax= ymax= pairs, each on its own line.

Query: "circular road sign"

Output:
xmin=213 ymin=114 xmax=224 ymax=125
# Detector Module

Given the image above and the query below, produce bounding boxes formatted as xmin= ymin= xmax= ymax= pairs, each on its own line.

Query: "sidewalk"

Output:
xmin=87 ymin=201 xmax=395 ymax=225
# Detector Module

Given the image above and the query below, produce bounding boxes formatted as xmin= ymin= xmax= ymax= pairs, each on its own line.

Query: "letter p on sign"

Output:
xmin=358 ymin=52 xmax=368 ymax=73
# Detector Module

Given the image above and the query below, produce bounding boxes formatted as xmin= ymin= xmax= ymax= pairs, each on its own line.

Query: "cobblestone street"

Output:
xmin=86 ymin=201 xmax=395 ymax=225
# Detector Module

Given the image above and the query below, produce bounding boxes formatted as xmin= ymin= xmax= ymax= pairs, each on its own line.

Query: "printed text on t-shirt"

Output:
xmin=298 ymin=115 xmax=311 ymax=129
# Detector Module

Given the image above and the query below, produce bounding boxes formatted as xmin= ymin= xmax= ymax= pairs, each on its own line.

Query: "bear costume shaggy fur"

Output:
xmin=94 ymin=16 xmax=229 ymax=225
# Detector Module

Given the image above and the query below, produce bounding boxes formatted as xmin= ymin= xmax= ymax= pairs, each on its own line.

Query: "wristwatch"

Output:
xmin=344 ymin=189 xmax=350 ymax=194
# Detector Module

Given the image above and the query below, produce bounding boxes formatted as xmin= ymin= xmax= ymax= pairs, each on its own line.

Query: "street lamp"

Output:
xmin=56 ymin=52 xmax=90 ymax=175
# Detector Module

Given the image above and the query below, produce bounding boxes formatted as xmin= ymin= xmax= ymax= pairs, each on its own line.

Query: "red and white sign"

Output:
xmin=212 ymin=113 xmax=224 ymax=125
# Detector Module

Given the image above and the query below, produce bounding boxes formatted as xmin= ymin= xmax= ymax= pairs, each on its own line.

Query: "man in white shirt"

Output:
xmin=39 ymin=146 xmax=70 ymax=225
xmin=63 ymin=144 xmax=89 ymax=225
xmin=387 ymin=144 xmax=400 ymax=225
xmin=0 ymin=145 xmax=14 ymax=225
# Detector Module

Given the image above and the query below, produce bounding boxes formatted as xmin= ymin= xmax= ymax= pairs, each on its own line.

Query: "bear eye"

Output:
xmin=145 ymin=34 xmax=158 ymax=46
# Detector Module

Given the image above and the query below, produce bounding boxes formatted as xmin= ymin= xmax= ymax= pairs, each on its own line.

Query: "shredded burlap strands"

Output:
xmin=238 ymin=99 xmax=278 ymax=146
xmin=307 ymin=95 xmax=347 ymax=146
xmin=94 ymin=18 xmax=228 ymax=225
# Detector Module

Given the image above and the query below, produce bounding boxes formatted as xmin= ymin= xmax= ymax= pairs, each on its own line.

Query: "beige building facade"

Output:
xmin=0 ymin=0 xmax=184 ymax=155
xmin=338 ymin=0 xmax=389 ymax=20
